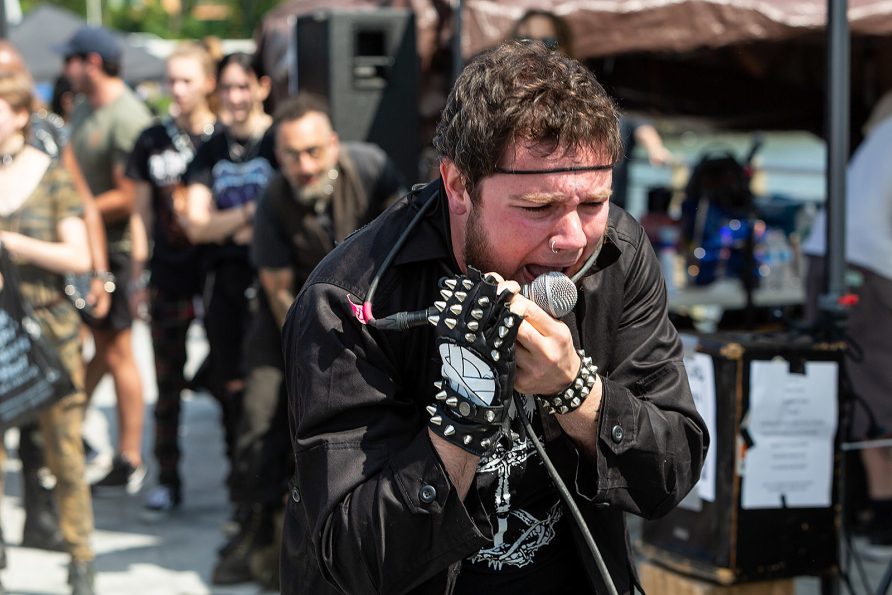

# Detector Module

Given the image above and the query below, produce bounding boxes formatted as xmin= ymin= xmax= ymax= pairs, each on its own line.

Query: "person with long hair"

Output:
xmin=181 ymin=51 xmax=277 ymax=547
xmin=2 ymin=38 xmax=118 ymax=556
xmin=510 ymin=9 xmax=576 ymax=57
xmin=126 ymin=42 xmax=219 ymax=517
xmin=0 ymin=68 xmax=96 ymax=595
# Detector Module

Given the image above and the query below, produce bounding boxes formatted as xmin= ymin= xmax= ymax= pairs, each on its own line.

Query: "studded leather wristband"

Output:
xmin=538 ymin=349 xmax=598 ymax=415
xmin=427 ymin=402 xmax=504 ymax=457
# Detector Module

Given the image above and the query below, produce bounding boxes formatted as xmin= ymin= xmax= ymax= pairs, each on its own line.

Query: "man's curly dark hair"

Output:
xmin=433 ymin=40 xmax=622 ymax=197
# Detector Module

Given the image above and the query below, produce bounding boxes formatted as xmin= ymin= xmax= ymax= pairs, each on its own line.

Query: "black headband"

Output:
xmin=493 ymin=164 xmax=615 ymax=175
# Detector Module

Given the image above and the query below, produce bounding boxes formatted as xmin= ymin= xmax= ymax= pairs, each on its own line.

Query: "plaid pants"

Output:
xmin=149 ymin=288 xmax=197 ymax=489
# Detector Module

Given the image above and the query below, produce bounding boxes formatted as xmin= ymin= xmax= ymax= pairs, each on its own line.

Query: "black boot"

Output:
xmin=249 ymin=507 xmax=282 ymax=592
xmin=211 ymin=504 xmax=273 ymax=585
xmin=0 ymin=522 xmax=7 ymax=570
xmin=19 ymin=424 xmax=66 ymax=552
xmin=21 ymin=470 xmax=66 ymax=551
xmin=68 ymin=560 xmax=95 ymax=595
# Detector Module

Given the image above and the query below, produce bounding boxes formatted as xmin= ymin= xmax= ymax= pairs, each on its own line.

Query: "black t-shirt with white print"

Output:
xmin=453 ymin=397 xmax=595 ymax=595
xmin=125 ymin=120 xmax=218 ymax=296
xmin=182 ymin=127 xmax=277 ymax=267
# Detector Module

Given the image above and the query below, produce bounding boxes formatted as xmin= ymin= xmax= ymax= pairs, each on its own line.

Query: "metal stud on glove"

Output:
xmin=538 ymin=349 xmax=598 ymax=415
xmin=426 ymin=267 xmax=523 ymax=457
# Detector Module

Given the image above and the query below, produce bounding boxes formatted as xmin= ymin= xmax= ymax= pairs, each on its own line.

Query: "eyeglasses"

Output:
xmin=515 ymin=36 xmax=560 ymax=51
xmin=279 ymin=145 xmax=325 ymax=161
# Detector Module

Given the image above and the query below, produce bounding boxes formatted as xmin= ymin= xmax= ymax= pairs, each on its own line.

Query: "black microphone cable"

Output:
xmin=513 ymin=392 xmax=620 ymax=595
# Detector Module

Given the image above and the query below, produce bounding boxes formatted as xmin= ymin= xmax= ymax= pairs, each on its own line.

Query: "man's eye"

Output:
xmin=520 ymin=204 xmax=550 ymax=213
xmin=581 ymin=201 xmax=605 ymax=210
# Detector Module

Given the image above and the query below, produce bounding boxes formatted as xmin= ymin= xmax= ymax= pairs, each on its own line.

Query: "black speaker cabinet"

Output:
xmin=638 ymin=332 xmax=844 ymax=584
xmin=295 ymin=9 xmax=419 ymax=185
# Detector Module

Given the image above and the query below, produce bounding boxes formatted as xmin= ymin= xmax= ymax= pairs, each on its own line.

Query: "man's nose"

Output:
xmin=298 ymin=152 xmax=316 ymax=172
xmin=552 ymin=210 xmax=587 ymax=251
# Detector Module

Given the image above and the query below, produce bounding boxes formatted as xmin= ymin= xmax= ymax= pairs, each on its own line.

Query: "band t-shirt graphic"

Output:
xmin=211 ymin=158 xmax=274 ymax=210
xmin=454 ymin=397 xmax=591 ymax=594
xmin=126 ymin=122 xmax=219 ymax=296
xmin=183 ymin=128 xmax=277 ymax=265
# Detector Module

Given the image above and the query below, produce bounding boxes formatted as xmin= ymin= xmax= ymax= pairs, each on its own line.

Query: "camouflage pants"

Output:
xmin=0 ymin=329 xmax=94 ymax=562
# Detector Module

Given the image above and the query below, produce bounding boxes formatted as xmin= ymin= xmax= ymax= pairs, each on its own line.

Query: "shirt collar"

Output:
xmin=392 ymin=178 xmax=458 ymax=267
xmin=588 ymin=212 xmax=622 ymax=276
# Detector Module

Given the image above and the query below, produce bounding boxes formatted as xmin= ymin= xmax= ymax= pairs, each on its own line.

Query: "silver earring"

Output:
xmin=551 ymin=240 xmax=559 ymax=254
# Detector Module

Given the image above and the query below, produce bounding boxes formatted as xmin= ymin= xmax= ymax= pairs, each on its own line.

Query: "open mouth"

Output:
xmin=522 ymin=264 xmax=571 ymax=282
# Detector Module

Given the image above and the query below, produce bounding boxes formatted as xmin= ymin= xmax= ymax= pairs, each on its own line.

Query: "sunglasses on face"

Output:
xmin=515 ymin=36 xmax=560 ymax=51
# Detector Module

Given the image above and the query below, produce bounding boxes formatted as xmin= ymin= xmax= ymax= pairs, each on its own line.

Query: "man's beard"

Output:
xmin=463 ymin=208 xmax=500 ymax=276
xmin=293 ymin=174 xmax=334 ymax=208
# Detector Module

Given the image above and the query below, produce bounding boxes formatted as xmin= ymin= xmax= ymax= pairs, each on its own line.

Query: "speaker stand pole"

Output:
xmin=821 ymin=0 xmax=848 ymax=592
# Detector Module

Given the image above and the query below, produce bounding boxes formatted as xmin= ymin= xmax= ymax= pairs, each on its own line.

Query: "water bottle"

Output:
xmin=657 ymin=225 xmax=681 ymax=295
xmin=761 ymin=229 xmax=792 ymax=290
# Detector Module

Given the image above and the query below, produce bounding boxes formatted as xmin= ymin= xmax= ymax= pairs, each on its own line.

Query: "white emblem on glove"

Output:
xmin=438 ymin=343 xmax=496 ymax=406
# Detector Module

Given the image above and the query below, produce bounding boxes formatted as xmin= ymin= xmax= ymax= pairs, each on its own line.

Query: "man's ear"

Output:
xmin=440 ymin=159 xmax=470 ymax=216
xmin=84 ymin=52 xmax=103 ymax=74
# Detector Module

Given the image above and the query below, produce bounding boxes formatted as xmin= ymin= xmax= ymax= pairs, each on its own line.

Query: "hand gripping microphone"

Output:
xmin=371 ymin=271 xmax=578 ymax=331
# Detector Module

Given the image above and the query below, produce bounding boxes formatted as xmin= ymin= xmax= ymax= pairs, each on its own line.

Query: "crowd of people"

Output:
xmin=0 ymin=7 xmax=717 ymax=595
xmin=0 ymin=23 xmax=404 ymax=595
xmin=5 ymin=6 xmax=886 ymax=595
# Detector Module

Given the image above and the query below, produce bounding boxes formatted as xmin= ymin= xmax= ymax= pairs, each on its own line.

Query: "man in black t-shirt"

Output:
xmin=210 ymin=93 xmax=404 ymax=587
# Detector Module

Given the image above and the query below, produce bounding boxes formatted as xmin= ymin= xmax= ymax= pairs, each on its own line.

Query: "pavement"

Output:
xmin=1 ymin=321 xmax=890 ymax=594
xmin=1 ymin=321 xmax=275 ymax=595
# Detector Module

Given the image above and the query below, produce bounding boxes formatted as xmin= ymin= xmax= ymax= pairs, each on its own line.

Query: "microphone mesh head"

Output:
xmin=526 ymin=271 xmax=578 ymax=318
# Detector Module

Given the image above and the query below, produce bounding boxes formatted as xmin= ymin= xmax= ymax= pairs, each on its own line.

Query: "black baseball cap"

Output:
xmin=53 ymin=26 xmax=123 ymax=63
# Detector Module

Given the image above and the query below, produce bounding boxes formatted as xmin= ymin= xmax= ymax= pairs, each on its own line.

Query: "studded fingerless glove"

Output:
xmin=426 ymin=267 xmax=523 ymax=457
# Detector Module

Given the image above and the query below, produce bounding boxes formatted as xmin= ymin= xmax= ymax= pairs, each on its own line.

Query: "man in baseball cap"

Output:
xmin=56 ymin=22 xmax=154 ymax=531
xmin=54 ymin=26 xmax=123 ymax=68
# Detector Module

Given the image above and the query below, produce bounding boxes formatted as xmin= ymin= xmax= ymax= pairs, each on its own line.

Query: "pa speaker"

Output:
xmin=295 ymin=9 xmax=420 ymax=184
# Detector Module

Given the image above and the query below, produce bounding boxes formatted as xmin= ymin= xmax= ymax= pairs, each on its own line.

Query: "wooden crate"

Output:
xmin=640 ymin=331 xmax=844 ymax=583
xmin=639 ymin=560 xmax=794 ymax=595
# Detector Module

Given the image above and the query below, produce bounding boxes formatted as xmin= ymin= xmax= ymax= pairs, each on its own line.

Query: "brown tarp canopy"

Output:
xmin=258 ymin=0 xmax=892 ymax=135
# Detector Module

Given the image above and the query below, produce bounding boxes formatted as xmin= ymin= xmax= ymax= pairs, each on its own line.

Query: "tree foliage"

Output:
xmin=21 ymin=0 xmax=284 ymax=39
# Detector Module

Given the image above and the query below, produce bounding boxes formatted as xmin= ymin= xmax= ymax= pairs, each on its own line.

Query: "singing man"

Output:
xmin=281 ymin=40 xmax=708 ymax=595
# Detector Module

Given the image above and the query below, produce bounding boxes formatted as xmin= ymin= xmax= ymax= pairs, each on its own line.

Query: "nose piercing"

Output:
xmin=551 ymin=240 xmax=559 ymax=254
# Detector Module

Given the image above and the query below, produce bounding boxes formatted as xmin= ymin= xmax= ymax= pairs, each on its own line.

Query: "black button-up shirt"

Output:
xmin=282 ymin=179 xmax=708 ymax=595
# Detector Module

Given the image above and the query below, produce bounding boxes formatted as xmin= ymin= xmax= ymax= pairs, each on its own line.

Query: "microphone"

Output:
xmin=372 ymin=271 xmax=578 ymax=330
xmin=520 ymin=270 xmax=578 ymax=318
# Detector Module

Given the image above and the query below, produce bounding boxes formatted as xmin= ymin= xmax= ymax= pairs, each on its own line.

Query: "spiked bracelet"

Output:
xmin=426 ymin=379 xmax=511 ymax=457
xmin=427 ymin=402 xmax=504 ymax=457
xmin=432 ymin=379 xmax=509 ymax=425
xmin=538 ymin=349 xmax=598 ymax=415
